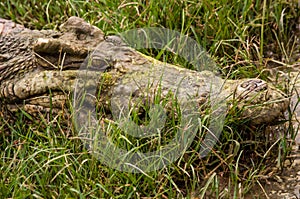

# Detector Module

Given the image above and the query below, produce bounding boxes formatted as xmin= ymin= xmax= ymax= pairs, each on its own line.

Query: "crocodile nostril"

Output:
xmin=241 ymin=80 xmax=256 ymax=89
xmin=240 ymin=79 xmax=267 ymax=91
xmin=241 ymin=81 xmax=250 ymax=88
xmin=249 ymin=84 xmax=257 ymax=90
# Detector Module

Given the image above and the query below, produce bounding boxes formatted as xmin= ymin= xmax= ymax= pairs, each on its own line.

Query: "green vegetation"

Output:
xmin=0 ymin=0 xmax=299 ymax=198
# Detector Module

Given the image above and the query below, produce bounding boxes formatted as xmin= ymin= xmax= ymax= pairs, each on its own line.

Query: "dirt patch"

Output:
xmin=245 ymin=132 xmax=300 ymax=199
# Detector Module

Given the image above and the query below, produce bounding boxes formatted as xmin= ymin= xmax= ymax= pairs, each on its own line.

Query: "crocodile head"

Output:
xmin=225 ymin=78 xmax=289 ymax=125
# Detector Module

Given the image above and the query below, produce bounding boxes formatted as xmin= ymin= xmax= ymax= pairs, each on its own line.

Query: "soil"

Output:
xmin=245 ymin=135 xmax=300 ymax=199
xmin=265 ymin=136 xmax=300 ymax=199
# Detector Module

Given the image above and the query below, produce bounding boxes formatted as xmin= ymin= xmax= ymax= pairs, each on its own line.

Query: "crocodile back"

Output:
xmin=0 ymin=19 xmax=36 ymax=83
xmin=0 ymin=18 xmax=26 ymax=35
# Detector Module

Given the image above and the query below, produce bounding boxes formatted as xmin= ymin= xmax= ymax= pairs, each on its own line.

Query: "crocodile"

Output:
xmin=0 ymin=17 xmax=289 ymax=128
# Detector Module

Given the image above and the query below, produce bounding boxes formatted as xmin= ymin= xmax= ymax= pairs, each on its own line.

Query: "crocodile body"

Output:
xmin=0 ymin=17 xmax=289 ymax=126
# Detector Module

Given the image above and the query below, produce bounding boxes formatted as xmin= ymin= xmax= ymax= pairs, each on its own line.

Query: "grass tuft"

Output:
xmin=1 ymin=0 xmax=299 ymax=198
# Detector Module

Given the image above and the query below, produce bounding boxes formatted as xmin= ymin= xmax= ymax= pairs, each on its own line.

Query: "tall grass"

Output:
xmin=0 ymin=0 xmax=299 ymax=198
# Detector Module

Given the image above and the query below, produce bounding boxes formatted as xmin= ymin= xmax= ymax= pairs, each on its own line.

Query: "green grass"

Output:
xmin=0 ymin=0 xmax=299 ymax=198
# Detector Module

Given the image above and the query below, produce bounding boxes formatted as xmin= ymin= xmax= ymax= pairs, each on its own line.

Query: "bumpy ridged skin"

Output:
xmin=0 ymin=19 xmax=35 ymax=83
xmin=0 ymin=35 xmax=36 ymax=83
xmin=0 ymin=17 xmax=105 ymax=119
xmin=0 ymin=17 xmax=289 ymax=125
